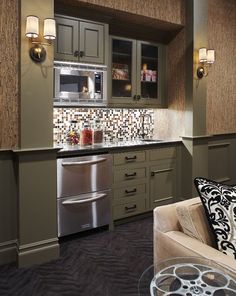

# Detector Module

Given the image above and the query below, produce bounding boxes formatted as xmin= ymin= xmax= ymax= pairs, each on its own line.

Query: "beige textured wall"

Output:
xmin=207 ymin=0 xmax=236 ymax=134
xmin=153 ymin=29 xmax=186 ymax=140
xmin=70 ymin=0 xmax=185 ymax=25
xmin=0 ymin=0 xmax=19 ymax=148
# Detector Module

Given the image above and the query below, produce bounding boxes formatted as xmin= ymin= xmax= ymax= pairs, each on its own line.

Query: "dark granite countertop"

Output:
xmin=56 ymin=139 xmax=182 ymax=157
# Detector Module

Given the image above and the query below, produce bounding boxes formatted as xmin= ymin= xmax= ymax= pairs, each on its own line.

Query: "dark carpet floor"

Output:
xmin=0 ymin=216 xmax=153 ymax=296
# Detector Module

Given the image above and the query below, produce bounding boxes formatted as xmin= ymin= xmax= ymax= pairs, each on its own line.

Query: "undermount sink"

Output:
xmin=140 ymin=139 xmax=163 ymax=142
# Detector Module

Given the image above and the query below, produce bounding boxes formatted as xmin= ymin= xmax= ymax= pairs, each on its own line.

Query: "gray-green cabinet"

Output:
xmin=208 ymin=137 xmax=236 ymax=185
xmin=109 ymin=36 xmax=166 ymax=108
xmin=55 ymin=15 xmax=108 ymax=64
xmin=112 ymin=150 xmax=148 ymax=220
xmin=112 ymin=146 xmax=177 ymax=220
xmin=149 ymin=147 xmax=177 ymax=209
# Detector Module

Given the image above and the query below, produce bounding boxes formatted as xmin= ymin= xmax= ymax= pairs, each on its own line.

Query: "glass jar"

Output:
xmin=66 ymin=120 xmax=80 ymax=145
xmin=80 ymin=122 xmax=92 ymax=146
xmin=92 ymin=119 xmax=103 ymax=144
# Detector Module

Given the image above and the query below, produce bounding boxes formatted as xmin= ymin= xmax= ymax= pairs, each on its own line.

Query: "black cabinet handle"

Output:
xmin=79 ymin=51 xmax=84 ymax=58
xmin=74 ymin=50 xmax=79 ymax=57
xmin=125 ymin=155 xmax=137 ymax=161
xmin=125 ymin=172 xmax=137 ymax=178
xmin=136 ymin=95 xmax=141 ymax=100
xmin=151 ymin=168 xmax=173 ymax=176
xmin=125 ymin=188 xmax=137 ymax=194
xmin=125 ymin=205 xmax=137 ymax=212
xmin=133 ymin=95 xmax=137 ymax=101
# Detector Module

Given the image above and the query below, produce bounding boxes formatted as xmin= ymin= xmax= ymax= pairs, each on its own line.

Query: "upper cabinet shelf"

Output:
xmin=54 ymin=14 xmax=108 ymax=65
xmin=112 ymin=52 xmax=132 ymax=57
xmin=108 ymin=36 xmax=167 ymax=108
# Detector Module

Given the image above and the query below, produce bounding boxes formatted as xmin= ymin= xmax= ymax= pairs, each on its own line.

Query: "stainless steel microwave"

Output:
xmin=54 ymin=61 xmax=107 ymax=106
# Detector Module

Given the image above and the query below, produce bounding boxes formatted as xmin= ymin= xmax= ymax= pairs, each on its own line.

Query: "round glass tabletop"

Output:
xmin=138 ymin=257 xmax=236 ymax=296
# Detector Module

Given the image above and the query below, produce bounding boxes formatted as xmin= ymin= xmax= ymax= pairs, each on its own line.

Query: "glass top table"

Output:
xmin=138 ymin=257 xmax=236 ymax=296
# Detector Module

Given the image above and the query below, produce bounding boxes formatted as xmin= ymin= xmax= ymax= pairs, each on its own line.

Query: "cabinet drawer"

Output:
xmin=149 ymin=147 xmax=176 ymax=161
xmin=113 ymin=198 xmax=146 ymax=220
xmin=114 ymin=167 xmax=146 ymax=183
xmin=113 ymin=183 xmax=146 ymax=199
xmin=113 ymin=151 xmax=146 ymax=165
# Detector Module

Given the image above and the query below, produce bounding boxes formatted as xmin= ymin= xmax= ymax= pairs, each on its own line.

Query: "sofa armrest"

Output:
xmin=153 ymin=203 xmax=181 ymax=233
xmin=154 ymin=230 xmax=236 ymax=276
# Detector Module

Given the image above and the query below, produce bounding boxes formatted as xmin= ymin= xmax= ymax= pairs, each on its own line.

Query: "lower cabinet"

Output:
xmin=149 ymin=147 xmax=176 ymax=209
xmin=112 ymin=146 xmax=177 ymax=220
xmin=113 ymin=196 xmax=146 ymax=220
xmin=112 ymin=150 xmax=148 ymax=220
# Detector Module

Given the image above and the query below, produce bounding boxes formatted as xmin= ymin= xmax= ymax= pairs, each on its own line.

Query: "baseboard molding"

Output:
xmin=17 ymin=238 xmax=59 ymax=268
xmin=0 ymin=240 xmax=17 ymax=265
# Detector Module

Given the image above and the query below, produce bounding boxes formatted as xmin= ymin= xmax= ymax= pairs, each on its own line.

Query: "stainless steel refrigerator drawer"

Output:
xmin=57 ymin=189 xmax=111 ymax=237
xmin=57 ymin=154 xmax=112 ymax=198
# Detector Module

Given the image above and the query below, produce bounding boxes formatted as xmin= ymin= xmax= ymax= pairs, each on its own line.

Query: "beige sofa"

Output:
xmin=153 ymin=197 xmax=236 ymax=274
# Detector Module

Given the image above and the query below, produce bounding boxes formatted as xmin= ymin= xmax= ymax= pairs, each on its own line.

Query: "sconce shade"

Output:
xmin=207 ymin=49 xmax=215 ymax=64
xmin=43 ymin=18 xmax=56 ymax=40
xmin=25 ymin=15 xmax=39 ymax=38
xmin=199 ymin=48 xmax=207 ymax=63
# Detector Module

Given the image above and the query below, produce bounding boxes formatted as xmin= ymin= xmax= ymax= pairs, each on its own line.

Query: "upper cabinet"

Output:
xmin=55 ymin=15 xmax=108 ymax=65
xmin=108 ymin=36 xmax=167 ymax=108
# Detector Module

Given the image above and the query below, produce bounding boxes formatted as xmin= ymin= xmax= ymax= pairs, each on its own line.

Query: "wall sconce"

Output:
xmin=25 ymin=15 xmax=56 ymax=63
xmin=197 ymin=48 xmax=215 ymax=79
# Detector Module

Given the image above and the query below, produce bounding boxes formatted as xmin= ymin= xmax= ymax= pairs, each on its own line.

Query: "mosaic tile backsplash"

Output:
xmin=53 ymin=108 xmax=154 ymax=144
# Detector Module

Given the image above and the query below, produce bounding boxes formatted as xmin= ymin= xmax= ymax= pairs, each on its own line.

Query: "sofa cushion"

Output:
xmin=175 ymin=197 xmax=215 ymax=247
xmin=194 ymin=177 xmax=236 ymax=259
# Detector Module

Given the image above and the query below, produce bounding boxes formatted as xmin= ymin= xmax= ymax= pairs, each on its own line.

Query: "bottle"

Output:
xmin=66 ymin=120 xmax=79 ymax=145
xmin=80 ymin=121 xmax=92 ymax=146
xmin=92 ymin=119 xmax=103 ymax=144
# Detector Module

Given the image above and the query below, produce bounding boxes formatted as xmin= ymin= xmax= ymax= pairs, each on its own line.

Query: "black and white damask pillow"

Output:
xmin=194 ymin=177 xmax=236 ymax=259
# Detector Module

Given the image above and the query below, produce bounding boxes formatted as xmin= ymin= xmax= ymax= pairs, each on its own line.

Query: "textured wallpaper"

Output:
xmin=207 ymin=0 xmax=236 ymax=134
xmin=0 ymin=0 xmax=19 ymax=148
xmin=153 ymin=28 xmax=186 ymax=140
xmin=61 ymin=0 xmax=185 ymax=25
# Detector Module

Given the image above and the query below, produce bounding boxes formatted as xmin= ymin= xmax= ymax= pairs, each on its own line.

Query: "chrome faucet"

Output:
xmin=140 ymin=113 xmax=152 ymax=139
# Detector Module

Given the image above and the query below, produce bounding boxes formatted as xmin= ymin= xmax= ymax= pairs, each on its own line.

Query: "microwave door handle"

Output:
xmin=54 ymin=68 xmax=60 ymax=99
xmin=62 ymin=193 xmax=107 ymax=205
xmin=62 ymin=157 xmax=107 ymax=166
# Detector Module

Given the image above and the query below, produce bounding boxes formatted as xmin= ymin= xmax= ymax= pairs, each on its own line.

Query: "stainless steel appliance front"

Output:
xmin=54 ymin=61 xmax=107 ymax=107
xmin=57 ymin=154 xmax=112 ymax=237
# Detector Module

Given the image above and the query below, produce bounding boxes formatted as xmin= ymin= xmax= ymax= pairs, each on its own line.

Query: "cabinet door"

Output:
xmin=136 ymin=41 xmax=166 ymax=107
xmin=109 ymin=37 xmax=137 ymax=105
xmin=79 ymin=22 xmax=104 ymax=64
xmin=55 ymin=16 xmax=79 ymax=61
xmin=150 ymin=162 xmax=176 ymax=209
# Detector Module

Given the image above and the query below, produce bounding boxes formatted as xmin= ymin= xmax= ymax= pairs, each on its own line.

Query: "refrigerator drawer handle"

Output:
xmin=62 ymin=193 xmax=107 ymax=205
xmin=62 ymin=158 xmax=107 ymax=166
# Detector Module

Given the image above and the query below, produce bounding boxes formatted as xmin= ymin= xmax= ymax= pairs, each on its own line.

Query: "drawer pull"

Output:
xmin=151 ymin=167 xmax=173 ymax=176
xmin=125 ymin=172 xmax=137 ymax=178
xmin=125 ymin=205 xmax=137 ymax=212
xmin=62 ymin=193 xmax=106 ymax=205
xmin=125 ymin=188 xmax=137 ymax=194
xmin=125 ymin=155 xmax=137 ymax=161
xmin=62 ymin=157 xmax=106 ymax=166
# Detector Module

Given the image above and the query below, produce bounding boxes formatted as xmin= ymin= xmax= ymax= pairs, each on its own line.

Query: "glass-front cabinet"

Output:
xmin=109 ymin=36 xmax=166 ymax=107
xmin=110 ymin=37 xmax=136 ymax=103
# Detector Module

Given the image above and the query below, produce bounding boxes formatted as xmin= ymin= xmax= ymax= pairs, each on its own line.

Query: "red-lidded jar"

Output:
xmin=80 ymin=122 xmax=92 ymax=146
